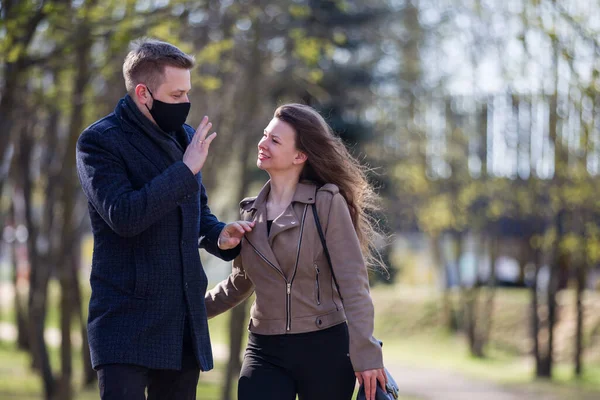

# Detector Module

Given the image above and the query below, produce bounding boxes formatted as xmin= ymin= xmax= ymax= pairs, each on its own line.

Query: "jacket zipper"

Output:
xmin=286 ymin=283 xmax=292 ymax=330
xmin=246 ymin=239 xmax=293 ymax=331
xmin=246 ymin=238 xmax=284 ymax=278
xmin=286 ymin=205 xmax=308 ymax=330
xmin=245 ymin=205 xmax=309 ymax=332
xmin=314 ymin=264 xmax=321 ymax=305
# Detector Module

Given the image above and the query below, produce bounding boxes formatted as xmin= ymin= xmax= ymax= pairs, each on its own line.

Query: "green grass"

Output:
xmin=0 ymin=339 xmax=226 ymax=399
xmin=0 ymin=292 xmax=234 ymax=399
xmin=2 ymin=281 xmax=600 ymax=399
xmin=0 ymin=279 xmax=91 ymax=332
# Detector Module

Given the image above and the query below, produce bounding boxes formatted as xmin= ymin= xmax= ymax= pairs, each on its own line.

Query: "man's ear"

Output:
xmin=293 ymin=151 xmax=308 ymax=165
xmin=135 ymin=84 xmax=151 ymax=105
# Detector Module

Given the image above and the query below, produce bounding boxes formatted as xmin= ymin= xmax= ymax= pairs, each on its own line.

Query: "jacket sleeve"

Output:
xmin=325 ymin=193 xmax=383 ymax=372
xmin=197 ymin=180 xmax=241 ymax=261
xmin=205 ymin=255 xmax=254 ymax=319
xmin=75 ymin=128 xmax=199 ymax=237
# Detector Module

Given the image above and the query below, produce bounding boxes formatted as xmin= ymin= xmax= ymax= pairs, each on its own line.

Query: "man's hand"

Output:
xmin=355 ymin=368 xmax=387 ymax=400
xmin=218 ymin=221 xmax=255 ymax=250
xmin=183 ymin=116 xmax=217 ymax=175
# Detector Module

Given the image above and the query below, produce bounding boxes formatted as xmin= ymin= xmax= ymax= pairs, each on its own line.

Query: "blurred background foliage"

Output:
xmin=1 ymin=0 xmax=600 ymax=399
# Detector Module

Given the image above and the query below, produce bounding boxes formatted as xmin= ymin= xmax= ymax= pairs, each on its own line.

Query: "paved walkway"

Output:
xmin=385 ymin=363 xmax=556 ymax=400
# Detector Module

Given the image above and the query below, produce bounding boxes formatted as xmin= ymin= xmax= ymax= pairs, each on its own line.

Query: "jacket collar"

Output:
xmin=250 ymin=180 xmax=317 ymax=211
xmin=243 ymin=180 xmax=316 ymax=277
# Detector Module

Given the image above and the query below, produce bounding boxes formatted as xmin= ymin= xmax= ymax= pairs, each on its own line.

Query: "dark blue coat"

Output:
xmin=76 ymin=96 xmax=238 ymax=371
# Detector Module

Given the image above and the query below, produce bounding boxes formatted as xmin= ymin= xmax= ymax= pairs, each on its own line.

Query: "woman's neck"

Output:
xmin=267 ymin=172 xmax=300 ymax=206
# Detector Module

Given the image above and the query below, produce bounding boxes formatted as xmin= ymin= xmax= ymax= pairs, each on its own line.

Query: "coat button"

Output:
xmin=181 ymin=240 xmax=185 ymax=246
xmin=185 ymin=282 xmax=189 ymax=289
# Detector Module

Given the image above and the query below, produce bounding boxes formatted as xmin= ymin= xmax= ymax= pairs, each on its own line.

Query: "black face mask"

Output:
xmin=145 ymin=87 xmax=191 ymax=133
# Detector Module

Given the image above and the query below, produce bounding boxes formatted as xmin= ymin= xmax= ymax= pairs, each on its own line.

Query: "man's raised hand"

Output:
xmin=183 ymin=116 xmax=217 ymax=174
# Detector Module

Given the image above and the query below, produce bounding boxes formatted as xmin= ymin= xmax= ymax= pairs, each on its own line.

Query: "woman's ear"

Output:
xmin=293 ymin=151 xmax=308 ymax=165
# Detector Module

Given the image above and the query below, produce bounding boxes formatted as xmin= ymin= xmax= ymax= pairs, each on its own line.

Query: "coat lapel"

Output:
xmin=244 ymin=202 xmax=285 ymax=274
xmin=127 ymin=129 xmax=172 ymax=172
xmin=243 ymin=182 xmax=284 ymax=274
xmin=118 ymin=96 xmax=187 ymax=173
xmin=268 ymin=204 xmax=300 ymax=246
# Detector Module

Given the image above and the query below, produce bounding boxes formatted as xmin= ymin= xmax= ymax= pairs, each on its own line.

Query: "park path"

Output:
xmin=384 ymin=362 xmax=555 ymax=400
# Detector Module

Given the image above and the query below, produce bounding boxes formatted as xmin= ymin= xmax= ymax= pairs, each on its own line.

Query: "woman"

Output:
xmin=205 ymin=103 xmax=386 ymax=400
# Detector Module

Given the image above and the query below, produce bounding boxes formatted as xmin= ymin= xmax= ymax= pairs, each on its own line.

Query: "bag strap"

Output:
xmin=311 ymin=203 xmax=343 ymax=302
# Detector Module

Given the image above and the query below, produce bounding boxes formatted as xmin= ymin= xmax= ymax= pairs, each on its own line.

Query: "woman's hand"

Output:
xmin=355 ymin=368 xmax=387 ymax=400
xmin=218 ymin=221 xmax=255 ymax=249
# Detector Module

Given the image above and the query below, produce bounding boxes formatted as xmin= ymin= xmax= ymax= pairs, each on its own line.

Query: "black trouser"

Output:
xmin=238 ymin=322 xmax=356 ymax=400
xmin=97 ymin=318 xmax=199 ymax=400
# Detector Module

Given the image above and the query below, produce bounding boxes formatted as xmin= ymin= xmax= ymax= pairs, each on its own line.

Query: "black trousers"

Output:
xmin=97 ymin=318 xmax=199 ymax=400
xmin=238 ymin=322 xmax=356 ymax=400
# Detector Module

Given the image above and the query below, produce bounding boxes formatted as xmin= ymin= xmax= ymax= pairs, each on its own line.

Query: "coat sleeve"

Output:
xmin=76 ymin=128 xmax=199 ymax=237
xmin=324 ymin=193 xmax=383 ymax=372
xmin=197 ymin=180 xmax=241 ymax=261
xmin=205 ymin=255 xmax=255 ymax=319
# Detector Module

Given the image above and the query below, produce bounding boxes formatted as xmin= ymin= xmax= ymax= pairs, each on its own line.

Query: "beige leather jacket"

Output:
xmin=205 ymin=181 xmax=383 ymax=371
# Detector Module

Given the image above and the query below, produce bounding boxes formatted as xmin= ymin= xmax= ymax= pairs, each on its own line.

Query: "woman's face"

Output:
xmin=257 ymin=118 xmax=306 ymax=172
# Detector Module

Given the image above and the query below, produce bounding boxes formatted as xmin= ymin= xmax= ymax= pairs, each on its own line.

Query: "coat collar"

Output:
xmin=116 ymin=95 xmax=190 ymax=173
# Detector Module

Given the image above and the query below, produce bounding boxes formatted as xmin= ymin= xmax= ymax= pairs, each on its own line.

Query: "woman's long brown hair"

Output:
xmin=274 ymin=103 xmax=385 ymax=270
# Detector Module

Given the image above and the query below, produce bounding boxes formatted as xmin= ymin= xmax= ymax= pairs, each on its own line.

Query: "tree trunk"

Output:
xmin=464 ymin=234 xmax=480 ymax=357
xmin=479 ymin=235 xmax=498 ymax=353
xmin=55 ymin=11 xmax=95 ymax=396
xmin=221 ymin=301 xmax=248 ymax=400
xmin=469 ymin=234 xmax=498 ymax=358
xmin=537 ymin=249 xmax=563 ymax=379
xmin=453 ymin=232 xmax=466 ymax=332
xmin=221 ymin=11 xmax=264 ymax=400
xmin=57 ymin=254 xmax=74 ymax=400
xmin=574 ymin=260 xmax=585 ymax=377
xmin=465 ymin=286 xmax=480 ymax=357
xmin=431 ymin=234 xmax=457 ymax=332
xmin=9 ymin=194 xmax=30 ymax=350
xmin=19 ymin=131 xmax=56 ymax=398
xmin=71 ymin=239 xmax=95 ymax=386
xmin=0 ymin=1 xmax=51 ymax=195
xmin=532 ymin=246 xmax=542 ymax=377
xmin=0 ymin=63 xmax=18 ymax=194
xmin=12 ymin=240 xmax=30 ymax=350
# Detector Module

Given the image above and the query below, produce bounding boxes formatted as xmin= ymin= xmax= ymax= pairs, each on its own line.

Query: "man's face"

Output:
xmin=150 ymin=66 xmax=191 ymax=104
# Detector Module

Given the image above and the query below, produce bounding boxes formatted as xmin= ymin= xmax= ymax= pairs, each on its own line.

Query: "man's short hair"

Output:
xmin=123 ymin=38 xmax=195 ymax=94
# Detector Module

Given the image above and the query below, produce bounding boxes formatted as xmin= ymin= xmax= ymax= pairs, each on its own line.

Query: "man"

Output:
xmin=76 ymin=38 xmax=254 ymax=399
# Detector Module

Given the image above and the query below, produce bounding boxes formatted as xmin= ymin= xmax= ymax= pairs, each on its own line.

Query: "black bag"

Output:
xmin=311 ymin=204 xmax=399 ymax=400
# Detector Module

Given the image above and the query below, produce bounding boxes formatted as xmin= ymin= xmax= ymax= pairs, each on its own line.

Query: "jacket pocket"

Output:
xmin=314 ymin=264 xmax=321 ymax=305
